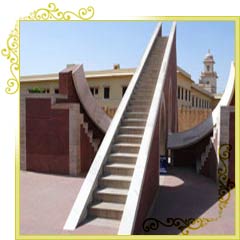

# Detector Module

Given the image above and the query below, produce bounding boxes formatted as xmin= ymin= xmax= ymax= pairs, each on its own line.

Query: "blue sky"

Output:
xmin=20 ymin=21 xmax=234 ymax=93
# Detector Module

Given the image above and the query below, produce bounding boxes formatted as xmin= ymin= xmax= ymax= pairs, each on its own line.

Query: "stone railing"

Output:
xmin=118 ymin=22 xmax=176 ymax=234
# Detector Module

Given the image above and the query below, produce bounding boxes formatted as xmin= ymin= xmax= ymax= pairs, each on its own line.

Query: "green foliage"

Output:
xmin=28 ymin=87 xmax=46 ymax=93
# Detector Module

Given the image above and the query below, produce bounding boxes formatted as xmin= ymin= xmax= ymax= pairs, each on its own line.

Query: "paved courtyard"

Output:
xmin=20 ymin=167 xmax=234 ymax=235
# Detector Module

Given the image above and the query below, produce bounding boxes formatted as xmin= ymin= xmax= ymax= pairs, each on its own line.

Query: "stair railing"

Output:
xmin=118 ymin=22 xmax=176 ymax=234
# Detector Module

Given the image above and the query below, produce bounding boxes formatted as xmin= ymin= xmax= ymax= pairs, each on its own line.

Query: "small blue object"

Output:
xmin=160 ymin=155 xmax=168 ymax=174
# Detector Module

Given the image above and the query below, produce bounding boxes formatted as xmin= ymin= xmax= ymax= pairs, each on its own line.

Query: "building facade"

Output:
xmin=20 ymin=53 xmax=221 ymax=132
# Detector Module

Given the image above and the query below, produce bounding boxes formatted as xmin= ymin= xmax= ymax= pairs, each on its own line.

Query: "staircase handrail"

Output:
xmin=118 ymin=22 xmax=177 ymax=234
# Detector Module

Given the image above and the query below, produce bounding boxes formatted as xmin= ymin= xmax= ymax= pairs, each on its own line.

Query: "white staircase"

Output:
xmin=64 ymin=22 xmax=177 ymax=234
xmin=83 ymin=36 xmax=168 ymax=224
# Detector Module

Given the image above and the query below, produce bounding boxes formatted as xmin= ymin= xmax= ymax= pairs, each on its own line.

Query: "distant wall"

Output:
xmin=178 ymin=107 xmax=211 ymax=132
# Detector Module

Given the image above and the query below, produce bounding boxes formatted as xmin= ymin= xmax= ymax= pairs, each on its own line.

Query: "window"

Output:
xmin=178 ymin=87 xmax=180 ymax=99
xmin=207 ymin=65 xmax=210 ymax=71
xmin=192 ymin=96 xmax=194 ymax=107
xmin=90 ymin=87 xmax=94 ymax=95
xmin=185 ymin=89 xmax=188 ymax=101
xmin=104 ymin=87 xmax=110 ymax=99
xmin=196 ymin=97 xmax=198 ymax=107
xmin=55 ymin=89 xmax=59 ymax=94
xmin=90 ymin=87 xmax=99 ymax=96
xmin=181 ymin=88 xmax=183 ymax=100
xmin=189 ymin=91 xmax=191 ymax=101
xmin=122 ymin=86 xmax=127 ymax=97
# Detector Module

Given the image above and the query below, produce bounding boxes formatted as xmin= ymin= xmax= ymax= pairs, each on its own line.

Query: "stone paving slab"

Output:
xmin=20 ymin=167 xmax=234 ymax=235
xmin=20 ymin=171 xmax=118 ymax=235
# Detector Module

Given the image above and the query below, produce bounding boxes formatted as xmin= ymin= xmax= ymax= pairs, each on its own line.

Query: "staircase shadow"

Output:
xmin=141 ymin=167 xmax=222 ymax=235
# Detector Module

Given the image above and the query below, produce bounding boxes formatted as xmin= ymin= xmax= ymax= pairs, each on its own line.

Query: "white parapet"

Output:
xmin=168 ymin=62 xmax=235 ymax=149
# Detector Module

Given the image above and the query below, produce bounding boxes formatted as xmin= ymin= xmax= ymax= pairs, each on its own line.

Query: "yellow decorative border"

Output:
xmin=21 ymin=3 xmax=94 ymax=21
xmin=1 ymin=3 xmax=94 ymax=95
xmin=1 ymin=22 xmax=19 ymax=94
xmin=143 ymin=217 xmax=218 ymax=235
xmin=1 ymin=3 xmax=237 ymax=238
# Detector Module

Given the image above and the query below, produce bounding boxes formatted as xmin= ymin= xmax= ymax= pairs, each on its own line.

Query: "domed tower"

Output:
xmin=199 ymin=50 xmax=218 ymax=93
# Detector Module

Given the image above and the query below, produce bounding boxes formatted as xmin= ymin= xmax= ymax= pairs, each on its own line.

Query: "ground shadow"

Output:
xmin=140 ymin=166 xmax=233 ymax=235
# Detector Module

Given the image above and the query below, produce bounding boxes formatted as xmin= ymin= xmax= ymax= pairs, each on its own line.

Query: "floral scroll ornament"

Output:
xmin=2 ymin=3 xmax=95 ymax=94
xmin=143 ymin=143 xmax=233 ymax=235
xmin=1 ymin=23 xmax=19 ymax=94
xmin=22 ymin=3 xmax=94 ymax=21
xmin=218 ymin=144 xmax=234 ymax=218
xmin=142 ymin=217 xmax=218 ymax=235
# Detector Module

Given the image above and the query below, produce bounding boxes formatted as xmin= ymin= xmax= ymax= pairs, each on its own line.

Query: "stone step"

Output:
xmin=137 ymin=82 xmax=156 ymax=89
xmin=134 ymin=83 xmax=154 ymax=93
xmin=143 ymin=65 xmax=161 ymax=71
xmin=95 ymin=187 xmax=128 ymax=203
xmin=139 ymin=76 xmax=156 ymax=82
xmin=119 ymin=126 xmax=145 ymax=135
xmin=132 ymin=92 xmax=153 ymax=98
xmin=145 ymin=60 xmax=162 ymax=66
xmin=124 ymin=111 xmax=148 ymax=119
xmin=131 ymin=95 xmax=153 ymax=101
xmin=89 ymin=201 xmax=124 ymax=220
xmin=144 ymin=65 xmax=161 ymax=70
xmin=134 ymin=88 xmax=154 ymax=94
xmin=104 ymin=162 xmax=135 ymax=176
xmin=109 ymin=153 xmax=138 ymax=164
xmin=140 ymin=72 xmax=158 ymax=77
xmin=84 ymin=216 xmax=120 ymax=229
xmin=115 ymin=134 xmax=142 ymax=144
xmin=112 ymin=143 xmax=140 ymax=154
xmin=100 ymin=175 xmax=131 ymax=188
xmin=129 ymin=100 xmax=150 ymax=107
xmin=141 ymin=70 xmax=159 ymax=76
xmin=122 ymin=118 xmax=146 ymax=127
xmin=127 ymin=105 xmax=149 ymax=112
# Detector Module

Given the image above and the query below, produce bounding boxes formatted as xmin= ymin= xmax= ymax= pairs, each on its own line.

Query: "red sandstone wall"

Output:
xmin=168 ymin=32 xmax=178 ymax=133
xmin=133 ymin=113 xmax=160 ymax=234
xmin=59 ymin=68 xmax=104 ymax=140
xmin=59 ymin=70 xmax=79 ymax=103
xmin=26 ymin=98 xmax=69 ymax=175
